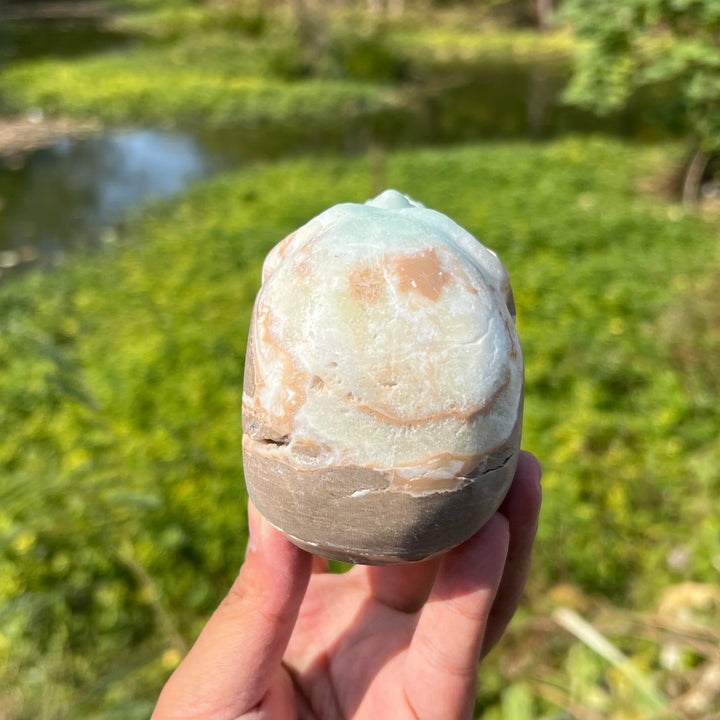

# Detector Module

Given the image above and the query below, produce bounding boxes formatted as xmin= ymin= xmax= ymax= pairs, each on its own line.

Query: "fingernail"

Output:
xmin=246 ymin=503 xmax=260 ymax=554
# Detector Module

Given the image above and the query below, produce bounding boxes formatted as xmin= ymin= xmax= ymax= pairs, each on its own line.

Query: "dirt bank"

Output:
xmin=0 ymin=114 xmax=101 ymax=161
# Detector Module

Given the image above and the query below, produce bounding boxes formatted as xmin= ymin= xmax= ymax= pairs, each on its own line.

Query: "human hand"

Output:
xmin=152 ymin=450 xmax=542 ymax=720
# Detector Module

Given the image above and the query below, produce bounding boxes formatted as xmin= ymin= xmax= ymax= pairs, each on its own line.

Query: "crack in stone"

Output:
xmin=260 ymin=436 xmax=290 ymax=447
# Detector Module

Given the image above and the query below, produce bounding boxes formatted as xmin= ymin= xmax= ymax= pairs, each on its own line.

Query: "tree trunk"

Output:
xmin=527 ymin=63 xmax=552 ymax=138
xmin=537 ymin=0 xmax=553 ymax=30
xmin=683 ymin=147 xmax=710 ymax=208
xmin=370 ymin=143 xmax=387 ymax=196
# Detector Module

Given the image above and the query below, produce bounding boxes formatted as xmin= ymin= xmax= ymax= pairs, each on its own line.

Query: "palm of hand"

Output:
xmin=277 ymin=514 xmax=511 ymax=720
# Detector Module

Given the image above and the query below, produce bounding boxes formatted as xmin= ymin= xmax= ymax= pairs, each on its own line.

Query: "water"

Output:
xmin=0 ymin=7 xmax=687 ymax=279
xmin=0 ymin=65 xmax=685 ymax=277
xmin=0 ymin=129 xmax=229 ymax=269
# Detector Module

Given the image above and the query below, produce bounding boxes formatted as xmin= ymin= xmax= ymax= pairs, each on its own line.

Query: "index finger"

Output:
xmin=152 ymin=504 xmax=313 ymax=719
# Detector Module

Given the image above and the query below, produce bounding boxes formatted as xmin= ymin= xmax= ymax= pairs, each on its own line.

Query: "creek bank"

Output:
xmin=0 ymin=114 xmax=101 ymax=162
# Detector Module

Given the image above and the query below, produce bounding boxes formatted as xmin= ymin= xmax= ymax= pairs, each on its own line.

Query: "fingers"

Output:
xmin=364 ymin=452 xmax=541 ymax=622
xmin=404 ymin=514 xmax=510 ymax=720
xmin=151 ymin=503 xmax=313 ymax=720
xmin=360 ymin=556 xmax=442 ymax=613
xmin=480 ymin=450 xmax=542 ymax=658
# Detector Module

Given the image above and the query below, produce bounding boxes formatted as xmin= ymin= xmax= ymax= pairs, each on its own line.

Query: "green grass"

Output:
xmin=1 ymin=137 xmax=719 ymax=718
xmin=0 ymin=1 xmax=573 ymax=130
xmin=0 ymin=0 xmax=411 ymax=128
xmin=0 ymin=45 xmax=397 ymax=128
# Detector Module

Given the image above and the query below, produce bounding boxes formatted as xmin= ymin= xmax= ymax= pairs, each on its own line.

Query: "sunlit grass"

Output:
xmin=0 ymin=48 xmax=397 ymax=128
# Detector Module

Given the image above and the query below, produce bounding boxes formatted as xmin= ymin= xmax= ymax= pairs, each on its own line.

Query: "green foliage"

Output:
xmin=0 ymin=4 xmax=573 ymax=130
xmin=0 ymin=49 xmax=394 ymax=129
xmin=116 ymin=0 xmax=269 ymax=40
xmin=391 ymin=25 xmax=573 ymax=67
xmin=562 ymin=0 xmax=720 ymax=151
xmin=2 ymin=138 xmax=719 ymax=716
xmin=0 ymin=1 xmax=409 ymax=128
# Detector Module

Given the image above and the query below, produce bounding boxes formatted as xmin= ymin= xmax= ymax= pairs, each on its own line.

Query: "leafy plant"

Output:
xmin=562 ymin=0 xmax=720 ymax=204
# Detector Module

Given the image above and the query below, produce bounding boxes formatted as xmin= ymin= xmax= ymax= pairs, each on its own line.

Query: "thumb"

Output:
xmin=152 ymin=502 xmax=313 ymax=719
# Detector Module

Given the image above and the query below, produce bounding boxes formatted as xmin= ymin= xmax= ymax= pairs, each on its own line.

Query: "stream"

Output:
xmin=0 ymin=7 xmax=686 ymax=280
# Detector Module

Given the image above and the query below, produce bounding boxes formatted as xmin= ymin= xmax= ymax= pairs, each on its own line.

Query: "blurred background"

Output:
xmin=0 ymin=1 xmax=719 ymax=718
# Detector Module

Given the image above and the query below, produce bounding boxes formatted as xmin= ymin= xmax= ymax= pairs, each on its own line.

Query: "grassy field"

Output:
xmin=1 ymin=1 xmax=719 ymax=718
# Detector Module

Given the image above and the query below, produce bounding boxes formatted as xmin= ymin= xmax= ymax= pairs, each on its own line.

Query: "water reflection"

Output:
xmin=0 ymin=130 xmax=227 ymax=266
